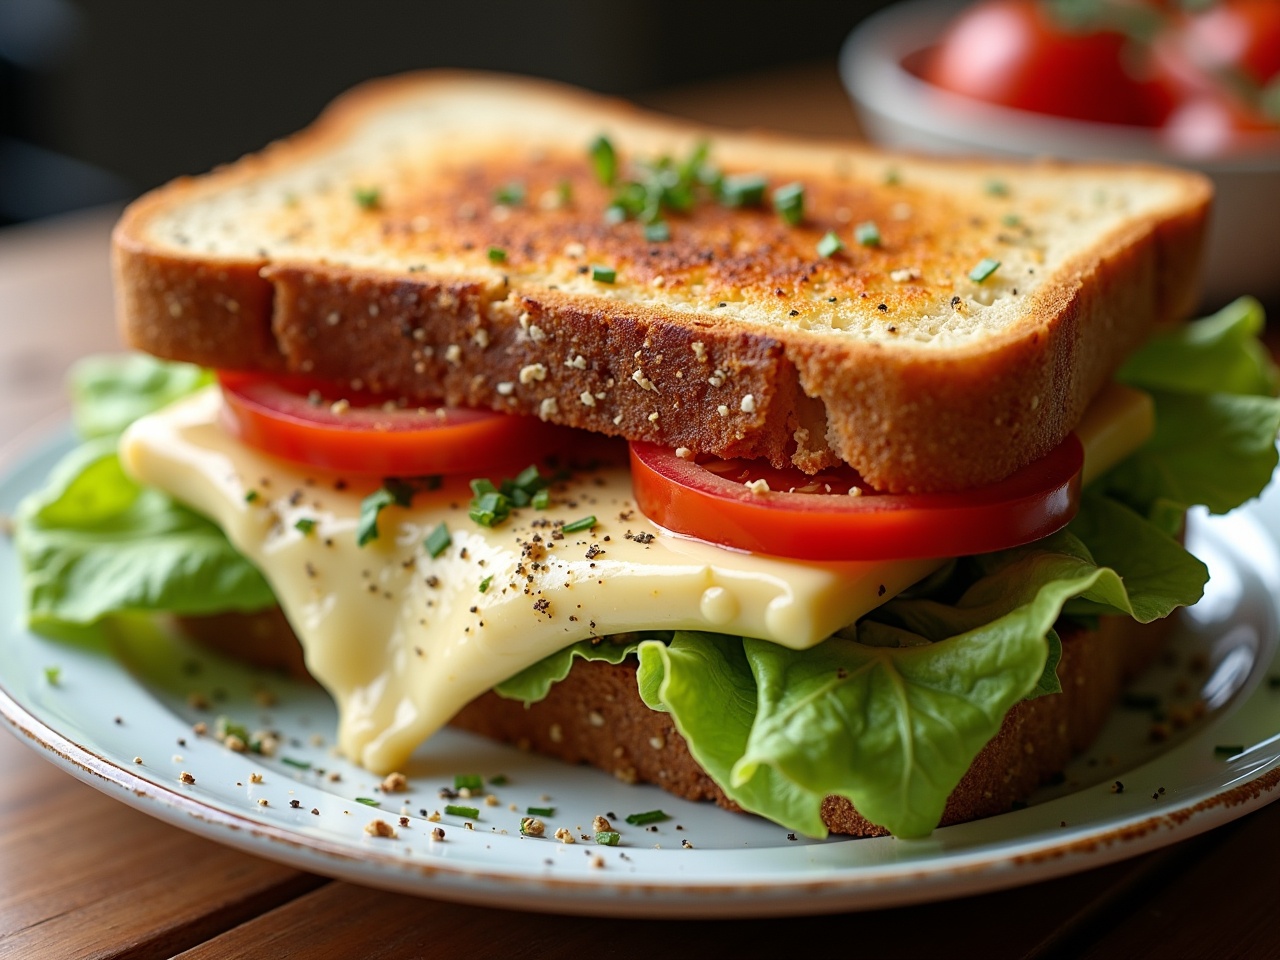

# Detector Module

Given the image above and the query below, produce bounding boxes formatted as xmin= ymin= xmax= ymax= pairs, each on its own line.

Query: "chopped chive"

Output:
xmin=557 ymin=179 xmax=574 ymax=206
xmin=281 ymin=756 xmax=312 ymax=770
xmin=488 ymin=774 xmax=509 ymax=786
xmin=494 ymin=182 xmax=525 ymax=206
xmin=44 ymin=666 xmax=60 ymax=685
xmin=357 ymin=479 xmax=417 ymax=546
xmin=590 ymin=135 xmax=617 ymax=185
xmin=479 ymin=575 xmax=493 ymax=593
xmin=1214 ymin=745 xmax=1243 ymax=757
xmin=720 ymin=172 xmax=767 ymax=208
xmin=594 ymin=831 xmax=621 ymax=846
xmin=985 ymin=179 xmax=1010 ymax=197
xmin=968 ymin=257 xmax=1002 ymax=283
xmin=883 ymin=168 xmax=901 ymax=186
xmin=513 ymin=465 xmax=542 ymax=489
xmin=454 ymin=774 xmax=483 ymax=791
xmin=244 ymin=490 xmax=260 ymax=503
xmin=816 ymin=231 xmax=844 ymax=258
xmin=532 ymin=488 xmax=550 ymax=510
xmin=445 ymin=804 xmax=480 ymax=818
xmin=590 ymin=264 xmax=616 ymax=283
xmin=603 ymin=203 xmax=627 ymax=224
xmin=854 ymin=221 xmax=881 ymax=247
xmin=1001 ymin=212 xmax=1022 ymax=227
xmin=353 ymin=186 xmax=381 ymax=210
xmin=355 ymin=797 xmax=381 ymax=807
xmin=468 ymin=490 xmax=511 ymax=527
xmin=772 ymin=181 xmax=805 ymax=226
xmin=624 ymin=809 xmax=670 ymax=826
xmin=526 ymin=806 xmax=555 ymax=817
xmin=294 ymin=517 xmax=316 ymax=535
xmin=424 ymin=522 xmax=451 ymax=559
xmin=561 ymin=515 xmax=596 ymax=534
xmin=215 ymin=716 xmax=251 ymax=743
xmin=487 ymin=246 xmax=507 ymax=262
xmin=644 ymin=220 xmax=671 ymax=242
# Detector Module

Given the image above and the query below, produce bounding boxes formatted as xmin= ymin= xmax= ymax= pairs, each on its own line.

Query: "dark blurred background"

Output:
xmin=0 ymin=0 xmax=895 ymax=225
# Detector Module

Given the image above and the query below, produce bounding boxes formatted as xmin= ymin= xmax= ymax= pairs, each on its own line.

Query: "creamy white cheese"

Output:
xmin=120 ymin=383 xmax=1151 ymax=773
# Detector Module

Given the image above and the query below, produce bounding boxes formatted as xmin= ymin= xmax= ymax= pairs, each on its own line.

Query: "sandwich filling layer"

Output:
xmin=120 ymin=384 xmax=1151 ymax=774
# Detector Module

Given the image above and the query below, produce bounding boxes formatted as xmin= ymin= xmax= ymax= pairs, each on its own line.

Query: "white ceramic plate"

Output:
xmin=2 ymin=429 xmax=1279 ymax=918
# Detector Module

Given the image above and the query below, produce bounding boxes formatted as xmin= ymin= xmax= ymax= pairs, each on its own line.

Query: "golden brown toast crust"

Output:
xmin=114 ymin=71 xmax=1211 ymax=492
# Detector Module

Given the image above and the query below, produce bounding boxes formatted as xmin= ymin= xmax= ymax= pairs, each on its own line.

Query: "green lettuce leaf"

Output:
xmin=635 ymin=506 xmax=1208 ymax=839
xmin=494 ymin=635 xmax=656 ymax=703
xmin=70 ymin=354 xmax=212 ymax=439
xmin=16 ymin=437 xmax=275 ymax=631
xmin=1105 ymin=296 xmax=1280 ymax=522
xmin=1118 ymin=297 xmax=1279 ymax=398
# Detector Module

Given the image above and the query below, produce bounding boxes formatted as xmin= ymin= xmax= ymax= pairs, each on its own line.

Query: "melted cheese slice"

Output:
xmin=120 ymin=383 xmax=1151 ymax=773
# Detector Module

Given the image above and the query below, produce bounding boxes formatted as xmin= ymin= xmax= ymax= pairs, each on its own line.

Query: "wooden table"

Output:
xmin=3 ymin=67 xmax=1280 ymax=960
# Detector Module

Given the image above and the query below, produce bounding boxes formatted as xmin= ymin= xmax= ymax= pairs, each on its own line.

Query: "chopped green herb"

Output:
xmin=479 ymin=575 xmax=493 ymax=593
xmin=985 ymin=179 xmax=1010 ymax=197
xmin=854 ymin=221 xmax=881 ymax=247
xmin=526 ymin=806 xmax=555 ymax=817
xmin=357 ymin=479 xmax=417 ymax=546
xmin=294 ymin=517 xmax=316 ymax=535
xmin=424 ymin=522 xmax=451 ymax=559
xmin=1001 ymin=212 xmax=1022 ymax=227
xmin=644 ymin=220 xmax=671 ymax=242
xmin=719 ymin=173 xmax=767 ymax=208
xmin=556 ymin=179 xmax=574 ymax=206
xmin=624 ymin=809 xmax=670 ymax=826
xmin=494 ymin=182 xmax=525 ymax=206
xmin=1214 ymin=745 xmax=1243 ymax=757
xmin=44 ymin=666 xmax=60 ymax=685
xmin=884 ymin=168 xmax=902 ymax=186
xmin=816 ymin=231 xmax=844 ymax=258
xmin=281 ymin=756 xmax=312 ymax=770
xmin=771 ymin=181 xmax=805 ymax=226
xmin=513 ymin=465 xmax=541 ymax=489
xmin=445 ymin=804 xmax=480 ymax=818
xmin=215 ymin=716 xmax=251 ymax=744
xmin=469 ymin=490 xmax=511 ymax=527
xmin=590 ymin=135 xmax=617 ymax=185
xmin=488 ymin=774 xmax=509 ymax=786
xmin=591 ymin=264 xmax=616 ymax=283
xmin=487 ymin=246 xmax=507 ymax=262
xmin=969 ymin=257 xmax=1002 ymax=283
xmin=454 ymin=773 xmax=483 ymax=791
xmin=531 ymin=488 xmax=551 ymax=510
xmin=594 ymin=831 xmax=621 ymax=846
xmin=604 ymin=203 xmax=627 ymax=224
xmin=353 ymin=186 xmax=381 ymax=210
xmin=355 ymin=797 xmax=381 ymax=807
xmin=561 ymin=515 xmax=596 ymax=534
xmin=244 ymin=490 xmax=260 ymax=503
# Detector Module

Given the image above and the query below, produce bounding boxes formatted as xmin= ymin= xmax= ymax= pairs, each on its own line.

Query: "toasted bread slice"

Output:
xmin=114 ymin=71 xmax=1210 ymax=492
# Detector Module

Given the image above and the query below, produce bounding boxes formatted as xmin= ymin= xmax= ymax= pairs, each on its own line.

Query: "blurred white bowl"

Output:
xmin=840 ymin=0 xmax=1280 ymax=306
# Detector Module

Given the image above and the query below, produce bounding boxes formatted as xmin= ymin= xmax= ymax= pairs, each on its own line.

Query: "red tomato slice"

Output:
xmin=218 ymin=372 xmax=571 ymax=478
xmin=629 ymin=437 xmax=1083 ymax=561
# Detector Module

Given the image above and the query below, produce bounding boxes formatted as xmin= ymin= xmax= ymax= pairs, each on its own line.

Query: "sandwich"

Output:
xmin=15 ymin=72 xmax=1280 ymax=840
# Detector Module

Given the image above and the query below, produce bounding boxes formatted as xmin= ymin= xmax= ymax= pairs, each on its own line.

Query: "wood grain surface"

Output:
xmin=2 ymin=66 xmax=1279 ymax=960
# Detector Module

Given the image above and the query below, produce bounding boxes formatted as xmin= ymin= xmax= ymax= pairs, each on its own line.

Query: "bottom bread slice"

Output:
xmin=179 ymin=611 xmax=1172 ymax=836
xmin=451 ymin=616 xmax=1173 ymax=836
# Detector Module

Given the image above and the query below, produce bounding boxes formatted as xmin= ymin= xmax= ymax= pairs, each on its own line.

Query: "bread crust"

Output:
xmin=113 ymin=71 xmax=1211 ymax=492
xmin=452 ymin=616 xmax=1173 ymax=836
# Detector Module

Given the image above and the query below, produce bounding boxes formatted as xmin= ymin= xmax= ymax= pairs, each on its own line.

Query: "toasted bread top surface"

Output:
xmin=114 ymin=71 xmax=1211 ymax=491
